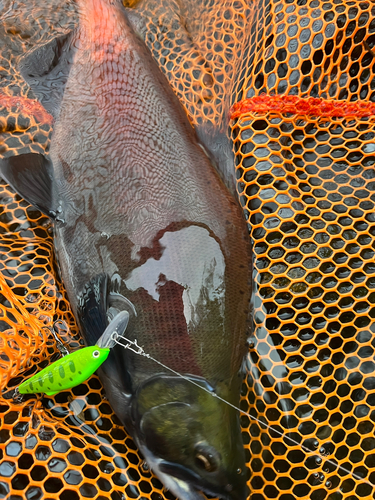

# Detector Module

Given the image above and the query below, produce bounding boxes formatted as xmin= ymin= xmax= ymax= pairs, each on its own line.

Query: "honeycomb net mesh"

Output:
xmin=0 ymin=0 xmax=375 ymax=499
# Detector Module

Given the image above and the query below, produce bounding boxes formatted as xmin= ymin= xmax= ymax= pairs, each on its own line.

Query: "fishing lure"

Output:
xmin=18 ymin=345 xmax=110 ymax=396
xmin=18 ymin=310 xmax=129 ymax=396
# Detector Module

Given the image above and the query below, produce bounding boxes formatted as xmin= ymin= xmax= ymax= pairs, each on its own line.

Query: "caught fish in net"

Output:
xmin=0 ymin=0 xmax=375 ymax=499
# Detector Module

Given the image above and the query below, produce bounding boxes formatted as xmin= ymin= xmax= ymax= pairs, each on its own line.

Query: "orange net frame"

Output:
xmin=0 ymin=0 xmax=375 ymax=499
xmin=231 ymin=94 xmax=375 ymax=118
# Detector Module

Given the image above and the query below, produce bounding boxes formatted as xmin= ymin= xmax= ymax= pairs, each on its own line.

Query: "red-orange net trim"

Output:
xmin=230 ymin=94 xmax=375 ymax=119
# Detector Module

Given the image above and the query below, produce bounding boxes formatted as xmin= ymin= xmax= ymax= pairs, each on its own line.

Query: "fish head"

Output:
xmin=131 ymin=375 xmax=248 ymax=500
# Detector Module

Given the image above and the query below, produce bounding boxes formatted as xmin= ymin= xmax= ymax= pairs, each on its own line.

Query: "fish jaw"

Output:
xmin=130 ymin=374 xmax=248 ymax=500
xmin=137 ymin=447 xmax=247 ymax=500
xmin=141 ymin=452 xmax=207 ymax=500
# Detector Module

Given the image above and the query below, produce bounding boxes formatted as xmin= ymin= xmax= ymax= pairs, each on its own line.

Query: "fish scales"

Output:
xmin=1 ymin=1 xmax=252 ymax=499
xmin=50 ymin=0 xmax=248 ymax=387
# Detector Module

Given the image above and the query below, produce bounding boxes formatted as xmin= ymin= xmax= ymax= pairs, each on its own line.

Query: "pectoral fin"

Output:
xmin=77 ymin=274 xmax=138 ymax=400
xmin=78 ymin=274 xmax=136 ymax=346
xmin=0 ymin=153 xmax=56 ymax=217
xmin=96 ymin=310 xmax=130 ymax=349
xmin=78 ymin=274 xmax=109 ymax=347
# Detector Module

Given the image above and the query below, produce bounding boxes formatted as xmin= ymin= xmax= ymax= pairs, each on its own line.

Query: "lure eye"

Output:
xmin=92 ymin=350 xmax=100 ymax=358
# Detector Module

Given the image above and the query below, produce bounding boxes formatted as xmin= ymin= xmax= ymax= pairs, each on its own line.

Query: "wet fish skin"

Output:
xmin=131 ymin=375 xmax=247 ymax=500
xmin=1 ymin=0 xmax=252 ymax=499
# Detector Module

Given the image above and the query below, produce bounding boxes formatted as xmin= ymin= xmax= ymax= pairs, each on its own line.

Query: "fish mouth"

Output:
xmin=144 ymin=457 xmax=204 ymax=500
xmin=154 ymin=459 xmax=247 ymax=500
xmin=159 ymin=474 xmax=206 ymax=500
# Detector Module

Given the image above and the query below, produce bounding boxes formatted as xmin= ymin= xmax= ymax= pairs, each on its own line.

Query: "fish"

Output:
xmin=1 ymin=1 xmax=252 ymax=499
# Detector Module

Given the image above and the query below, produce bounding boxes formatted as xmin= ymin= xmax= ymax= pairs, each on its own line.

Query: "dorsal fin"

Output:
xmin=19 ymin=31 xmax=76 ymax=119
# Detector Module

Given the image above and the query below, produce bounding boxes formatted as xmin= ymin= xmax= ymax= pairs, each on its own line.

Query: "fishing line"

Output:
xmin=112 ymin=332 xmax=374 ymax=488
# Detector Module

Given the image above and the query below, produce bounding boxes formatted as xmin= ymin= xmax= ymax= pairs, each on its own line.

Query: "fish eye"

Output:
xmin=194 ymin=444 xmax=220 ymax=473
xmin=93 ymin=350 xmax=100 ymax=358
xmin=195 ymin=453 xmax=216 ymax=472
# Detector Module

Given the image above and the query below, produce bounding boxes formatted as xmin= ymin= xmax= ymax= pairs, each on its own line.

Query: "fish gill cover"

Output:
xmin=0 ymin=0 xmax=374 ymax=500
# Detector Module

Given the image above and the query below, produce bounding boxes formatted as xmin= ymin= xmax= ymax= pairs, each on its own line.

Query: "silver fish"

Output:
xmin=2 ymin=1 xmax=251 ymax=499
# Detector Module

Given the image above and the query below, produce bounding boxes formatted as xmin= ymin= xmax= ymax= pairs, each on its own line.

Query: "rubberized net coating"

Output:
xmin=0 ymin=0 xmax=375 ymax=499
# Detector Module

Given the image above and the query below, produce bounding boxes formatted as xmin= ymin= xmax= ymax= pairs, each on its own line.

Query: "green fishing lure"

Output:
xmin=18 ymin=346 xmax=110 ymax=396
xmin=18 ymin=310 xmax=130 ymax=396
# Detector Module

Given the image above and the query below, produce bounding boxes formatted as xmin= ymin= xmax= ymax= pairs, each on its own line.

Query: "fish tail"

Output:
xmin=76 ymin=0 xmax=125 ymax=51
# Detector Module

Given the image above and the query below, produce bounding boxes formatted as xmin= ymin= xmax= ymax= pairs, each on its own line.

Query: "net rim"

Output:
xmin=230 ymin=94 xmax=375 ymax=119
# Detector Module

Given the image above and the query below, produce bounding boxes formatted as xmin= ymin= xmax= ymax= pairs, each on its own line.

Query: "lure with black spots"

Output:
xmin=18 ymin=345 xmax=110 ymax=396
xmin=18 ymin=310 xmax=129 ymax=396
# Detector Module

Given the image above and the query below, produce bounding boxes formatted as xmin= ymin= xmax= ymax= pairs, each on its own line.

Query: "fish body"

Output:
xmin=2 ymin=1 xmax=252 ymax=499
xmin=18 ymin=346 xmax=110 ymax=396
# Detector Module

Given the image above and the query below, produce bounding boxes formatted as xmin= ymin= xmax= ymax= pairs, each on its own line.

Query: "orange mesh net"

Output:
xmin=134 ymin=0 xmax=254 ymax=129
xmin=229 ymin=0 xmax=375 ymax=497
xmin=1 ymin=0 xmax=375 ymax=499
